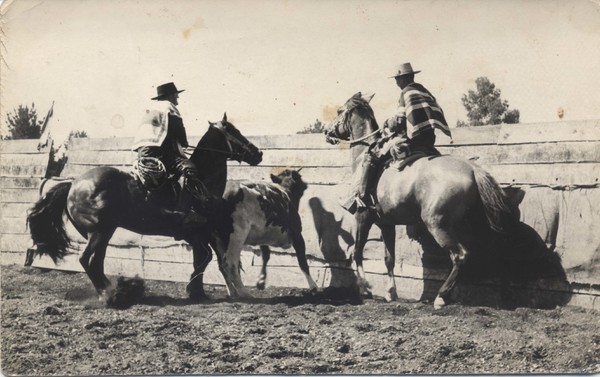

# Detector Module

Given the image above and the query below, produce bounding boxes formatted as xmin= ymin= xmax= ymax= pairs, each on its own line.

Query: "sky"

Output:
xmin=1 ymin=0 xmax=600 ymax=141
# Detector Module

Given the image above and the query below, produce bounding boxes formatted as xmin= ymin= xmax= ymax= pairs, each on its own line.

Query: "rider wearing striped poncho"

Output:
xmin=384 ymin=62 xmax=451 ymax=155
xmin=341 ymin=62 xmax=452 ymax=214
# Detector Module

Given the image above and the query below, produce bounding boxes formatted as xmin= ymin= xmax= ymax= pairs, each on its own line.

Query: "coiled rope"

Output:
xmin=133 ymin=157 xmax=168 ymax=190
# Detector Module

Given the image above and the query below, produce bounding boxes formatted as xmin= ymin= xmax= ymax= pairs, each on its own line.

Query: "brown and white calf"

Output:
xmin=212 ymin=169 xmax=318 ymax=298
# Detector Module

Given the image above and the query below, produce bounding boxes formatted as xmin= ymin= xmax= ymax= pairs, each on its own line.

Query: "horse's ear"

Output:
xmin=270 ymin=174 xmax=282 ymax=184
xmin=222 ymin=112 xmax=227 ymax=123
xmin=362 ymin=92 xmax=375 ymax=103
xmin=352 ymin=92 xmax=362 ymax=99
xmin=208 ymin=121 xmax=214 ymax=126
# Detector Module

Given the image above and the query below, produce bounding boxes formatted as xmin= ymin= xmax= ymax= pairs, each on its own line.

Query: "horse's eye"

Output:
xmin=337 ymin=108 xmax=343 ymax=115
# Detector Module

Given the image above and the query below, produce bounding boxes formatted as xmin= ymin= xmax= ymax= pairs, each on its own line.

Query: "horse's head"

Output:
xmin=209 ymin=113 xmax=263 ymax=166
xmin=324 ymin=92 xmax=378 ymax=145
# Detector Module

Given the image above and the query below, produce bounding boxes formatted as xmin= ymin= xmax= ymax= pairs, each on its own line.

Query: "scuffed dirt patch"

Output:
xmin=1 ymin=264 xmax=599 ymax=375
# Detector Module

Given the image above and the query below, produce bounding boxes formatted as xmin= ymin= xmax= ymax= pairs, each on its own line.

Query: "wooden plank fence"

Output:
xmin=0 ymin=139 xmax=51 ymax=266
xmin=1 ymin=120 xmax=599 ymax=309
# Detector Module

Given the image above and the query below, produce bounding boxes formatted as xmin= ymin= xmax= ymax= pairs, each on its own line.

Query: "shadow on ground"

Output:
xmin=411 ymin=187 xmax=571 ymax=310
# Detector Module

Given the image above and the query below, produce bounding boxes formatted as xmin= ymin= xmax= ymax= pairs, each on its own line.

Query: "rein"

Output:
xmin=194 ymin=124 xmax=253 ymax=161
xmin=326 ymin=99 xmax=382 ymax=146
xmin=327 ymin=128 xmax=382 ymax=146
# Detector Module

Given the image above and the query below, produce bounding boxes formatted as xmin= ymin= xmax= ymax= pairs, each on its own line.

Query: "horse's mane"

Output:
xmin=344 ymin=96 xmax=378 ymax=130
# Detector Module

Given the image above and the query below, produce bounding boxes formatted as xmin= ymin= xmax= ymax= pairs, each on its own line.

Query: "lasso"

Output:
xmin=133 ymin=157 xmax=168 ymax=190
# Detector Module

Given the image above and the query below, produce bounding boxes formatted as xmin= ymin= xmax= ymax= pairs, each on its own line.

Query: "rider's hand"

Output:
xmin=325 ymin=135 xmax=340 ymax=145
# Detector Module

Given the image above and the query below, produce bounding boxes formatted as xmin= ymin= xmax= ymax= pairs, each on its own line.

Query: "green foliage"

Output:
xmin=457 ymin=77 xmax=520 ymax=127
xmin=297 ymin=119 xmax=325 ymax=134
xmin=4 ymin=104 xmax=43 ymax=139
xmin=68 ymin=130 xmax=88 ymax=139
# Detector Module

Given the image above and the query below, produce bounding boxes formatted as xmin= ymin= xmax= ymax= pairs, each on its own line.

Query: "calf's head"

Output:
xmin=270 ymin=169 xmax=308 ymax=202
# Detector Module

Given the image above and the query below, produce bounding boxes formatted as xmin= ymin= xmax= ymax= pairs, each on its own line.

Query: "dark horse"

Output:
xmin=27 ymin=114 xmax=263 ymax=300
xmin=325 ymin=93 xmax=517 ymax=309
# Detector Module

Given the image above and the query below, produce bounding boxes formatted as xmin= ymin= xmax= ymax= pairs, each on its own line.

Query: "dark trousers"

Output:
xmin=409 ymin=130 xmax=436 ymax=152
xmin=137 ymin=146 xmax=213 ymax=216
xmin=137 ymin=146 xmax=197 ymax=178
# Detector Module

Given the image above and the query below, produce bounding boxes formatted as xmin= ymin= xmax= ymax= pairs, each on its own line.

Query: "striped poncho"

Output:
xmin=395 ymin=82 xmax=451 ymax=139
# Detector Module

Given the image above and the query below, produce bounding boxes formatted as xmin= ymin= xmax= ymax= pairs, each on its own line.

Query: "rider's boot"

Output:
xmin=169 ymin=188 xmax=207 ymax=240
xmin=175 ymin=172 xmax=223 ymax=239
xmin=341 ymin=153 xmax=379 ymax=214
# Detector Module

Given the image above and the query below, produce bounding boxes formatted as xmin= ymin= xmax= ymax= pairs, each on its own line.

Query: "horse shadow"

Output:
xmin=307 ymin=197 xmax=360 ymax=295
xmin=411 ymin=187 xmax=571 ymax=310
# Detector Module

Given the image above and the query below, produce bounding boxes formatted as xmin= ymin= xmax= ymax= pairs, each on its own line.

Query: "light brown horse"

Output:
xmin=325 ymin=92 xmax=516 ymax=309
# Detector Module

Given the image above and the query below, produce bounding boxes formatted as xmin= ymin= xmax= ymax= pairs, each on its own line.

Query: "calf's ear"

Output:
xmin=270 ymin=174 xmax=282 ymax=184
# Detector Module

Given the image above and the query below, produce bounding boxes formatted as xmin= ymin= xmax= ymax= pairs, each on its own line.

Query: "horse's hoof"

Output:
xmin=357 ymin=279 xmax=373 ymax=299
xmin=384 ymin=290 xmax=398 ymax=303
xmin=98 ymin=287 xmax=110 ymax=299
xmin=433 ymin=296 xmax=446 ymax=310
xmin=256 ymin=281 xmax=266 ymax=290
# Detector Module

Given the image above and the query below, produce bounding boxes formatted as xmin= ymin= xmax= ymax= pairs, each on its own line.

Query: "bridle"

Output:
xmin=326 ymin=104 xmax=381 ymax=146
xmin=194 ymin=122 xmax=256 ymax=162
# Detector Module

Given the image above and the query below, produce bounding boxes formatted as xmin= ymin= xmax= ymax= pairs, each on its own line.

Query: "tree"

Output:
xmin=68 ymin=130 xmax=88 ymax=139
xmin=297 ymin=119 xmax=325 ymax=134
xmin=456 ymin=77 xmax=520 ymax=127
xmin=4 ymin=104 xmax=43 ymax=139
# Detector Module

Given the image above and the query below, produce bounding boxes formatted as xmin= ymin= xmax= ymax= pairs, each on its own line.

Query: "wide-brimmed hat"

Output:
xmin=389 ymin=62 xmax=421 ymax=78
xmin=151 ymin=82 xmax=185 ymax=100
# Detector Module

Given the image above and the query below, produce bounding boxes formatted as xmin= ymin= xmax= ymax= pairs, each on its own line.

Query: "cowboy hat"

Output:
xmin=389 ymin=62 xmax=421 ymax=78
xmin=151 ymin=82 xmax=185 ymax=100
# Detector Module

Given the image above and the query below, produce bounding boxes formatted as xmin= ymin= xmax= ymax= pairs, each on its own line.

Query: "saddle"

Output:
xmin=132 ymin=157 xmax=215 ymax=213
xmin=385 ymin=144 xmax=440 ymax=171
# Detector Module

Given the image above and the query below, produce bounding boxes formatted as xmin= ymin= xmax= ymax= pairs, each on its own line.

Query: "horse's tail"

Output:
xmin=27 ymin=181 xmax=72 ymax=263
xmin=470 ymin=161 xmax=516 ymax=233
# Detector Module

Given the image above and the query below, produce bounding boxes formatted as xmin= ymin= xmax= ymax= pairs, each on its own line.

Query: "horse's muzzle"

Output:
xmin=249 ymin=151 xmax=263 ymax=166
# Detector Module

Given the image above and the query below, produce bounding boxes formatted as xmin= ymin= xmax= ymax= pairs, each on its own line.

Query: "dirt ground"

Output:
xmin=1 ymin=264 xmax=599 ymax=376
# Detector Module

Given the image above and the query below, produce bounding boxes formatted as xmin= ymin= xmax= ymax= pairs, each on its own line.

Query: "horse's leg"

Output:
xmin=256 ymin=245 xmax=271 ymax=290
xmin=291 ymin=232 xmax=318 ymax=293
xmin=379 ymin=224 xmax=398 ymax=302
xmin=220 ymin=226 xmax=253 ymax=299
xmin=210 ymin=235 xmax=238 ymax=298
xmin=209 ymin=230 xmax=244 ymax=298
xmin=434 ymin=242 xmax=468 ymax=309
xmin=425 ymin=217 xmax=469 ymax=309
xmin=80 ymin=229 xmax=116 ymax=297
xmin=353 ymin=210 xmax=376 ymax=298
xmin=187 ymin=235 xmax=213 ymax=301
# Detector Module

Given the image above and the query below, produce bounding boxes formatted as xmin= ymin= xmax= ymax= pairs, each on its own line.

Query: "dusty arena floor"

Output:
xmin=1 ymin=264 xmax=599 ymax=376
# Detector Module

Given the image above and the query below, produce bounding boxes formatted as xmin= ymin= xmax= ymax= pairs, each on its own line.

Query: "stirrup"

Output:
xmin=340 ymin=195 xmax=374 ymax=215
xmin=340 ymin=196 xmax=358 ymax=214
